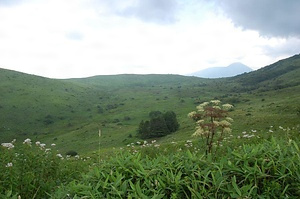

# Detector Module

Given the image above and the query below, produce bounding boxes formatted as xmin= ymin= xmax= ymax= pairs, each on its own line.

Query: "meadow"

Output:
xmin=0 ymin=54 xmax=300 ymax=198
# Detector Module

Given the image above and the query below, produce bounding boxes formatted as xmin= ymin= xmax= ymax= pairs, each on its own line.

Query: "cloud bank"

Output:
xmin=216 ymin=0 xmax=300 ymax=38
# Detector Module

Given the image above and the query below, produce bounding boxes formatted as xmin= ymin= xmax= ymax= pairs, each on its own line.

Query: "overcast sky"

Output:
xmin=0 ymin=0 xmax=299 ymax=78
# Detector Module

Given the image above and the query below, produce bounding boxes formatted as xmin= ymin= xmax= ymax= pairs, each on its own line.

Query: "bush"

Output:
xmin=138 ymin=111 xmax=179 ymax=139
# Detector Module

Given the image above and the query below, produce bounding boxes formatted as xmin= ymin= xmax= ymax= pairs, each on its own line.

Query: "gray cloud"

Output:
xmin=262 ymin=38 xmax=300 ymax=57
xmin=93 ymin=0 xmax=178 ymax=24
xmin=215 ymin=0 xmax=300 ymax=38
xmin=121 ymin=0 xmax=178 ymax=24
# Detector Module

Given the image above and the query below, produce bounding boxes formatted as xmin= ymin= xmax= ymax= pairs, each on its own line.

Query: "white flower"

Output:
xmin=154 ymin=144 xmax=160 ymax=147
xmin=151 ymin=140 xmax=156 ymax=144
xmin=219 ymin=120 xmax=231 ymax=127
xmin=6 ymin=162 xmax=13 ymax=167
xmin=226 ymin=117 xmax=234 ymax=122
xmin=222 ymin=103 xmax=233 ymax=110
xmin=35 ymin=141 xmax=41 ymax=146
xmin=200 ymin=102 xmax=209 ymax=107
xmin=23 ymin=138 xmax=31 ymax=145
xmin=223 ymin=127 xmax=232 ymax=134
xmin=212 ymin=106 xmax=221 ymax=110
xmin=210 ymin=100 xmax=221 ymax=105
xmin=51 ymin=143 xmax=56 ymax=147
xmin=40 ymin=143 xmax=46 ymax=148
xmin=45 ymin=148 xmax=51 ymax=153
xmin=269 ymin=130 xmax=273 ymax=133
xmin=196 ymin=105 xmax=204 ymax=112
xmin=196 ymin=120 xmax=205 ymax=124
xmin=192 ymin=128 xmax=205 ymax=137
xmin=56 ymin=154 xmax=63 ymax=159
xmin=1 ymin=143 xmax=14 ymax=149
xmin=188 ymin=111 xmax=197 ymax=118
xmin=143 ymin=141 xmax=147 ymax=145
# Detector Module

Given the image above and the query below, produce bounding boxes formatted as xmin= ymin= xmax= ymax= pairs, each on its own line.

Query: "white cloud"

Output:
xmin=0 ymin=0 xmax=298 ymax=78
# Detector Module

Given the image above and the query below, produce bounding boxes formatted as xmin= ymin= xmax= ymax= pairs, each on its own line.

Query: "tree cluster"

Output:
xmin=138 ymin=111 xmax=179 ymax=139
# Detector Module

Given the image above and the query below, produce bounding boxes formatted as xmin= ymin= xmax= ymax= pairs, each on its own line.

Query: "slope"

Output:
xmin=0 ymin=54 xmax=299 ymax=154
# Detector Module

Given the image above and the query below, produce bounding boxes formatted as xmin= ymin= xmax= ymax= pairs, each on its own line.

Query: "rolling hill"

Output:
xmin=190 ymin=62 xmax=253 ymax=78
xmin=0 ymin=54 xmax=299 ymax=154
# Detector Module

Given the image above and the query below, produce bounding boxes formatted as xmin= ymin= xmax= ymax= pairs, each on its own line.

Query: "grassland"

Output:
xmin=1 ymin=54 xmax=300 ymax=198
xmin=1 ymin=54 xmax=300 ymax=155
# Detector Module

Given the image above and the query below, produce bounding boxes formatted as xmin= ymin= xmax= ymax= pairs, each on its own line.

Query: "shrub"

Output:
xmin=138 ymin=111 xmax=179 ymax=139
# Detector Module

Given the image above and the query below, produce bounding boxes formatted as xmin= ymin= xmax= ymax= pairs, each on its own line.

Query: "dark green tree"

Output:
xmin=138 ymin=111 xmax=179 ymax=139
xmin=163 ymin=111 xmax=179 ymax=132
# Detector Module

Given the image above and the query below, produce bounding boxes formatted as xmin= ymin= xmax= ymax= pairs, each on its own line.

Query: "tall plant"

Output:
xmin=188 ymin=100 xmax=233 ymax=154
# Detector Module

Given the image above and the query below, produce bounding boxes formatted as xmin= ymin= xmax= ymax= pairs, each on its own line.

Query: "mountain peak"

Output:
xmin=190 ymin=63 xmax=253 ymax=78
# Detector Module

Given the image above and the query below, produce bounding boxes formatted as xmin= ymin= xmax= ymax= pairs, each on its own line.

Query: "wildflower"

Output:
xmin=75 ymin=155 xmax=80 ymax=159
xmin=242 ymin=131 xmax=247 ymax=134
xmin=196 ymin=120 xmax=205 ymax=124
xmin=6 ymin=162 xmax=13 ymax=167
xmin=40 ymin=143 xmax=46 ymax=148
xmin=12 ymin=139 xmax=16 ymax=143
xmin=1 ymin=143 xmax=14 ymax=149
xmin=219 ymin=120 xmax=231 ymax=127
xmin=98 ymin=129 xmax=102 ymax=137
xmin=226 ymin=117 xmax=233 ymax=122
xmin=136 ymin=141 xmax=141 ymax=145
xmin=23 ymin=138 xmax=31 ymax=145
xmin=210 ymin=100 xmax=221 ymax=105
xmin=222 ymin=104 xmax=233 ymax=110
xmin=196 ymin=105 xmax=204 ymax=112
xmin=45 ymin=148 xmax=51 ymax=153
xmin=154 ymin=144 xmax=160 ymax=147
xmin=192 ymin=127 xmax=205 ymax=137
xmin=51 ymin=143 xmax=56 ymax=147
xmin=143 ymin=141 xmax=147 ymax=145
xmin=200 ymin=102 xmax=209 ymax=107
xmin=279 ymin=126 xmax=284 ymax=130
xmin=151 ymin=140 xmax=156 ymax=144
xmin=56 ymin=154 xmax=63 ymax=159
xmin=223 ymin=127 xmax=232 ymax=134
xmin=213 ymin=121 xmax=220 ymax=126
xmin=171 ymin=141 xmax=176 ymax=144
xmin=186 ymin=140 xmax=192 ymax=143
xmin=269 ymin=129 xmax=273 ymax=133
xmin=212 ymin=106 xmax=221 ymax=109
xmin=251 ymin=130 xmax=257 ymax=133
xmin=188 ymin=111 xmax=197 ymax=118
xmin=35 ymin=141 xmax=41 ymax=146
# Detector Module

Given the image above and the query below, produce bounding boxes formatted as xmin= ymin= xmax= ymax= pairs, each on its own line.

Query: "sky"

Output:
xmin=0 ymin=0 xmax=299 ymax=79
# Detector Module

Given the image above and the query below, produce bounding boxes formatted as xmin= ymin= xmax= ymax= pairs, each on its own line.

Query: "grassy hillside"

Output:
xmin=1 ymin=54 xmax=300 ymax=154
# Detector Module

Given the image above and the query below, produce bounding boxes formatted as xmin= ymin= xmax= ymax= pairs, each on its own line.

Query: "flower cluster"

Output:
xmin=188 ymin=99 xmax=234 ymax=154
xmin=23 ymin=138 xmax=32 ymax=145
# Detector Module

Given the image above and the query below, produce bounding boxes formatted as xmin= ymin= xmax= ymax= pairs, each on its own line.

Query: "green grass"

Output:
xmin=1 ymin=130 xmax=300 ymax=198
xmin=0 ymin=54 xmax=300 ymax=156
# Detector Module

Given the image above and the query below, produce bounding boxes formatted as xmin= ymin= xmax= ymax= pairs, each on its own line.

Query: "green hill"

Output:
xmin=1 ymin=54 xmax=299 ymax=154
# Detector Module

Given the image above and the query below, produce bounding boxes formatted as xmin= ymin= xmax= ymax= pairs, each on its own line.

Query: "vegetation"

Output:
xmin=1 ymin=131 xmax=300 ymax=198
xmin=138 ymin=111 xmax=179 ymax=139
xmin=0 ymin=54 xmax=300 ymax=197
xmin=188 ymin=100 xmax=233 ymax=154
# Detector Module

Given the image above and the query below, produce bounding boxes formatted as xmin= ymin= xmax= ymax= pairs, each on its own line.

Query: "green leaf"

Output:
xmin=232 ymin=176 xmax=241 ymax=196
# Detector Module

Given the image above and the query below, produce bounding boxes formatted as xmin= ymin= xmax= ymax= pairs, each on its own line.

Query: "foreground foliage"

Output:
xmin=1 ymin=135 xmax=300 ymax=198
xmin=57 ymin=137 xmax=300 ymax=198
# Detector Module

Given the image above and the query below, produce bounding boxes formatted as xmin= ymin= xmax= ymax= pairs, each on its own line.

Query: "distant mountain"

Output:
xmin=190 ymin=62 xmax=253 ymax=78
